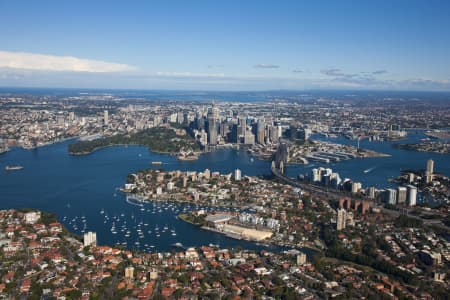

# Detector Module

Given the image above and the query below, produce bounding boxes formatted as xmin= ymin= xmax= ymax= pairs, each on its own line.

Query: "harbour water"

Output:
xmin=286 ymin=131 xmax=450 ymax=189
xmin=0 ymin=130 xmax=448 ymax=252
xmin=0 ymin=141 xmax=277 ymax=253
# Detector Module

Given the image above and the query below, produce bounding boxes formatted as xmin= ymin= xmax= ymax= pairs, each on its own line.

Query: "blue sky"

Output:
xmin=1 ymin=0 xmax=450 ymax=90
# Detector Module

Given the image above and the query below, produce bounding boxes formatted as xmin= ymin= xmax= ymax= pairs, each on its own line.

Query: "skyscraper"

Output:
xmin=368 ymin=187 xmax=376 ymax=199
xmin=103 ymin=110 xmax=109 ymax=126
xmin=256 ymin=119 xmax=265 ymax=144
xmin=298 ymin=128 xmax=311 ymax=141
xmin=425 ymin=159 xmax=434 ymax=183
xmin=386 ymin=188 xmax=397 ymax=205
xmin=237 ymin=116 xmax=246 ymax=139
xmin=407 ymin=185 xmax=417 ymax=206
xmin=234 ymin=169 xmax=241 ymax=181
xmin=207 ymin=103 xmax=218 ymax=145
xmin=244 ymin=130 xmax=255 ymax=145
xmin=397 ymin=186 xmax=407 ymax=204
xmin=427 ymin=159 xmax=434 ymax=174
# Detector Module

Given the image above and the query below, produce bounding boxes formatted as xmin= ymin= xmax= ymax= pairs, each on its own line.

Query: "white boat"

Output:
xmin=363 ymin=167 xmax=376 ymax=174
xmin=5 ymin=165 xmax=24 ymax=171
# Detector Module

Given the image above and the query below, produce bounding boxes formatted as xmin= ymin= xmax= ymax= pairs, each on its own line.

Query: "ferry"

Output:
xmin=5 ymin=165 xmax=24 ymax=171
xmin=151 ymin=161 xmax=163 ymax=165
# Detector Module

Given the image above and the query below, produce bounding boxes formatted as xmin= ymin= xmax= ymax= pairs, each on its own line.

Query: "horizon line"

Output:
xmin=1 ymin=86 xmax=450 ymax=94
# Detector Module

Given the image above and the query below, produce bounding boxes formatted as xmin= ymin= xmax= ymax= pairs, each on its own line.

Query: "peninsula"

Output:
xmin=68 ymin=126 xmax=199 ymax=156
xmin=394 ymin=141 xmax=450 ymax=154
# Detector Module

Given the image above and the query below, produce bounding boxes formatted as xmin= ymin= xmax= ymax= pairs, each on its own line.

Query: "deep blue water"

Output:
xmin=0 ymin=131 xmax=448 ymax=253
xmin=285 ymin=131 xmax=450 ymax=189
xmin=0 ymin=142 xmax=280 ymax=253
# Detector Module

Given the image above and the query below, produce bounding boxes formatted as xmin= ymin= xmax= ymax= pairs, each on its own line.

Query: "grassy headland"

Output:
xmin=68 ymin=127 xmax=199 ymax=155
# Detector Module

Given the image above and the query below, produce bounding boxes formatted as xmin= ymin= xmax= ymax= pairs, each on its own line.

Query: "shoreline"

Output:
xmin=394 ymin=143 xmax=450 ymax=155
xmin=176 ymin=210 xmax=320 ymax=254
xmin=69 ymin=143 xmax=202 ymax=157
xmin=123 ymin=191 xmax=246 ymax=209
xmin=177 ymin=213 xmax=202 ymax=226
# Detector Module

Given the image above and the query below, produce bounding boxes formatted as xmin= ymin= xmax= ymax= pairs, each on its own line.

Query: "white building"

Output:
xmin=311 ymin=168 xmax=321 ymax=182
xmin=386 ymin=188 xmax=397 ymax=205
xmin=337 ymin=208 xmax=346 ymax=230
xmin=103 ymin=110 xmax=109 ymax=126
xmin=397 ymin=186 xmax=407 ymax=204
xmin=83 ymin=231 xmax=97 ymax=247
xmin=351 ymin=182 xmax=362 ymax=194
xmin=24 ymin=211 xmax=41 ymax=224
xmin=156 ymin=187 xmax=163 ymax=195
xmin=234 ymin=169 xmax=241 ymax=181
xmin=297 ymin=252 xmax=307 ymax=265
xmin=407 ymin=185 xmax=417 ymax=206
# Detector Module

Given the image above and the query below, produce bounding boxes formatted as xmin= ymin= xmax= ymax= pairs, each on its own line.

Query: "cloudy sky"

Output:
xmin=1 ymin=0 xmax=450 ymax=91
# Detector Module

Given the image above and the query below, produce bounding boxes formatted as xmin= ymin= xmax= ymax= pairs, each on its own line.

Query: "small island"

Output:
xmin=68 ymin=126 xmax=200 ymax=156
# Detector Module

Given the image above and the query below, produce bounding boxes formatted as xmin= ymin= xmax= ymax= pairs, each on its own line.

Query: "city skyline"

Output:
xmin=1 ymin=0 xmax=450 ymax=91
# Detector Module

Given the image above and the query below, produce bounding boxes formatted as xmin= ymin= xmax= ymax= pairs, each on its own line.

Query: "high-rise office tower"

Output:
xmin=103 ymin=110 xmax=109 ymax=126
xmin=244 ymin=130 xmax=255 ymax=145
xmin=425 ymin=159 xmax=434 ymax=183
xmin=207 ymin=103 xmax=218 ymax=145
xmin=208 ymin=121 xmax=217 ymax=145
xmin=298 ymin=128 xmax=312 ymax=141
xmin=397 ymin=186 xmax=407 ymax=204
xmin=407 ymin=185 xmax=417 ymax=206
xmin=237 ymin=116 xmax=246 ymax=138
xmin=368 ymin=187 xmax=376 ymax=199
xmin=234 ymin=169 xmax=241 ymax=181
xmin=256 ymin=120 xmax=265 ymax=144
xmin=386 ymin=188 xmax=397 ymax=205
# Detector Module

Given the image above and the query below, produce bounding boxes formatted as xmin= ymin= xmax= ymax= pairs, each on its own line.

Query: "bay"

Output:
xmin=0 ymin=130 xmax=448 ymax=253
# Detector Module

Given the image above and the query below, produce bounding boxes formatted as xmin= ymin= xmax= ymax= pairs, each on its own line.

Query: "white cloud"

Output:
xmin=0 ymin=50 xmax=136 ymax=73
xmin=155 ymin=71 xmax=226 ymax=78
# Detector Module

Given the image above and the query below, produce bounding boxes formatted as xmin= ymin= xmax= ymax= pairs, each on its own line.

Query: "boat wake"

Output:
xmin=125 ymin=195 xmax=146 ymax=206
xmin=363 ymin=166 xmax=377 ymax=174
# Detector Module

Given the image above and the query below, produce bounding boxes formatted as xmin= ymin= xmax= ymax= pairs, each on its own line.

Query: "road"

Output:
xmin=272 ymin=165 xmax=450 ymax=232
xmin=271 ymin=166 xmax=345 ymax=200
